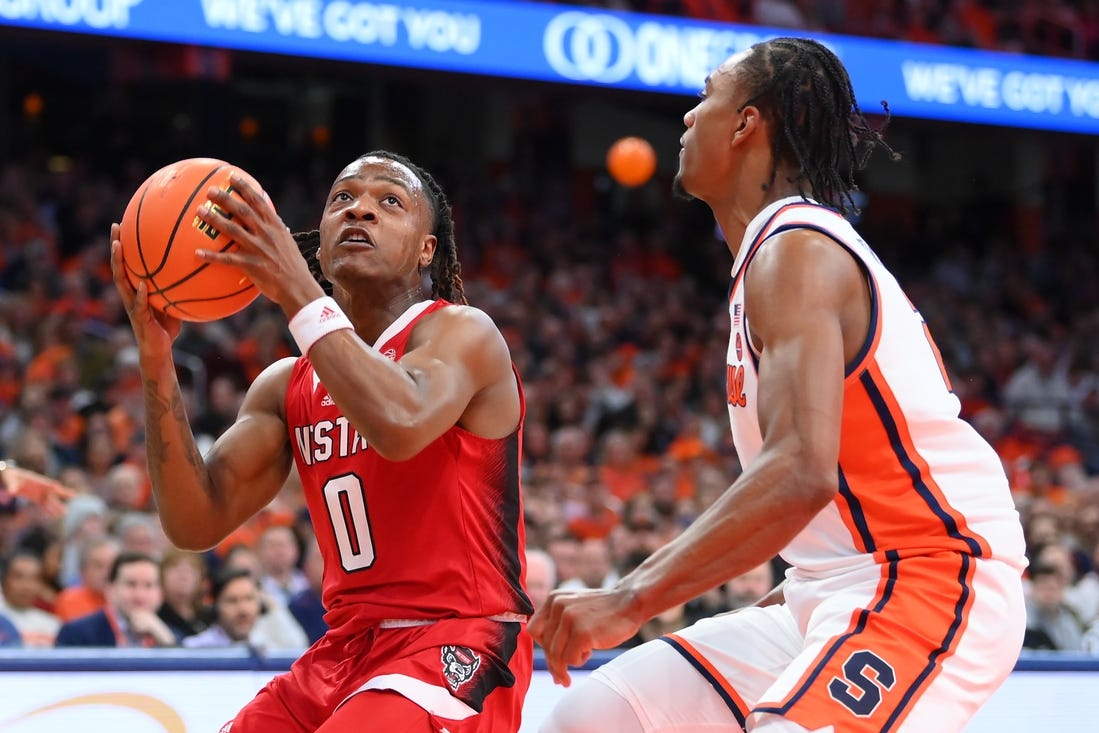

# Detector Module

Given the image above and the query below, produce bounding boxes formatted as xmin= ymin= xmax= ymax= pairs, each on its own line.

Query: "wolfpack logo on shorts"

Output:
xmin=441 ymin=645 xmax=481 ymax=690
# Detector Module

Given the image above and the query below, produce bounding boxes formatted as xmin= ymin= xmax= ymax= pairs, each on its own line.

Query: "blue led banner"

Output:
xmin=3 ymin=0 xmax=1099 ymax=133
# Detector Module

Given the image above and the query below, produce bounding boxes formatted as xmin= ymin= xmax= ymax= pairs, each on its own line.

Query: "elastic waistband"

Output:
xmin=377 ymin=612 xmax=529 ymax=629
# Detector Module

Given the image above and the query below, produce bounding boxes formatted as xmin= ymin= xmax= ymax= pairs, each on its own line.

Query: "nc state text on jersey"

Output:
xmin=293 ymin=417 xmax=369 ymax=465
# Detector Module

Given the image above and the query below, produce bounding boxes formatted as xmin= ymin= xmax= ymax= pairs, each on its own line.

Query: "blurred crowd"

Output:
xmin=564 ymin=0 xmax=1099 ymax=59
xmin=3 ymin=39 xmax=1099 ymax=654
xmin=2 ymin=142 xmax=1098 ymax=656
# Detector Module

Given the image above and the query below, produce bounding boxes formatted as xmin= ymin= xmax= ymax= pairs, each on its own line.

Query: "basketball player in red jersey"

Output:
xmin=109 ymin=150 xmax=533 ymax=732
xmin=531 ymin=39 xmax=1026 ymax=732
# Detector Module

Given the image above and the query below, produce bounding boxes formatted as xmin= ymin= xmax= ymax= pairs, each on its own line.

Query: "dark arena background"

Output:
xmin=1 ymin=1 xmax=1098 ymax=730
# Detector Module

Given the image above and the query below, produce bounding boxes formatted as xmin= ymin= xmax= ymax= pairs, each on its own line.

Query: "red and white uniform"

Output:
xmin=287 ymin=298 xmax=531 ymax=628
xmin=589 ymin=198 xmax=1027 ymax=733
xmin=230 ymin=299 xmax=532 ymax=733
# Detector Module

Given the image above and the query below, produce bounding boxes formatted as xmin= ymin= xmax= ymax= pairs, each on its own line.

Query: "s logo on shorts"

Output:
xmin=441 ymin=645 xmax=481 ymax=690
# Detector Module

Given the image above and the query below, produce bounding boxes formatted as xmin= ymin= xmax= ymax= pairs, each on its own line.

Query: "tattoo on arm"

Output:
xmin=145 ymin=377 xmax=207 ymax=482
xmin=144 ymin=379 xmax=171 ymax=487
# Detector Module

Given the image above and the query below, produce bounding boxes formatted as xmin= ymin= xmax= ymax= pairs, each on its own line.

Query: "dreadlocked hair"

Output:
xmin=292 ymin=151 xmax=467 ymax=305
xmin=293 ymin=230 xmax=330 ymax=295
xmin=364 ymin=150 xmax=467 ymax=305
xmin=737 ymin=37 xmax=900 ymax=216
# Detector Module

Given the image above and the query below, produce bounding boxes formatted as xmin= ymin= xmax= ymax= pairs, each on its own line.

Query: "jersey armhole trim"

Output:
xmin=756 ymin=223 xmax=880 ymax=379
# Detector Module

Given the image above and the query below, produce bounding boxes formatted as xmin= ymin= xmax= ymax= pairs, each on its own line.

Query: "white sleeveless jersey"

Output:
xmin=726 ymin=197 xmax=1026 ymax=575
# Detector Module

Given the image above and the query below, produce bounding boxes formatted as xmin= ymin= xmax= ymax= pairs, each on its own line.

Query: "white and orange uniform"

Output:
xmin=590 ymin=197 xmax=1027 ymax=733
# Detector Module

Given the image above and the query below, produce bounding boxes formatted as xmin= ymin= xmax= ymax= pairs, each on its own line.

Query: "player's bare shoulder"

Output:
xmin=410 ymin=303 xmax=514 ymax=369
xmin=413 ymin=303 xmax=519 ymax=436
xmin=747 ymin=230 xmax=866 ymax=314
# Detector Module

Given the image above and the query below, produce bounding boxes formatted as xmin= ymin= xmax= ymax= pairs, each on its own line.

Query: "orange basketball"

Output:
xmin=119 ymin=158 xmax=262 ymax=322
xmin=606 ymin=136 xmax=657 ymax=187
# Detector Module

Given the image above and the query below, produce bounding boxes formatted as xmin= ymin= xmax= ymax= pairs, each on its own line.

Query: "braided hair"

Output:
xmin=293 ymin=229 xmax=330 ymax=296
xmin=294 ymin=150 xmax=467 ymax=305
xmin=736 ymin=37 xmax=900 ymax=216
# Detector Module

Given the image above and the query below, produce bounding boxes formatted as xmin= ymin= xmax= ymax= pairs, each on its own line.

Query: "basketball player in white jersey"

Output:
xmin=530 ymin=38 xmax=1027 ymax=732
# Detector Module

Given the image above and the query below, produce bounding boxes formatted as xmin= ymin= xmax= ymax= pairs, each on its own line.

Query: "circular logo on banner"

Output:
xmin=543 ymin=11 xmax=634 ymax=83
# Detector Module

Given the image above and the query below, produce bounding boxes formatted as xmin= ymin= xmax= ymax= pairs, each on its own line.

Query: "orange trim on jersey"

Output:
xmin=661 ymin=632 xmax=750 ymax=726
xmin=840 ymin=250 xmax=883 ymax=380
xmin=921 ymin=320 xmax=954 ymax=392
xmin=730 ymin=204 xmax=825 ymax=300
xmin=830 ymin=359 xmax=992 ymax=560
xmin=753 ymin=553 xmax=976 ymax=732
xmin=733 ymin=206 xmax=865 ymax=370
xmin=739 ymin=209 xmax=884 ymax=378
xmin=731 ymin=210 xmax=831 ymax=368
xmin=860 ymin=362 xmax=992 ymax=558
xmin=833 ymin=370 xmax=911 ymax=557
xmin=901 ymin=292 xmax=954 ymax=393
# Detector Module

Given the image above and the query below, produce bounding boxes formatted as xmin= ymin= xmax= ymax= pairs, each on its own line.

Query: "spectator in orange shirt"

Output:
xmin=596 ymin=429 xmax=654 ymax=503
xmin=49 ymin=269 xmax=106 ymax=322
xmin=666 ymin=412 xmax=718 ymax=465
xmin=1022 ymin=455 xmax=1073 ymax=507
xmin=235 ymin=311 xmax=294 ymax=382
xmin=23 ymin=342 xmax=75 ymax=387
xmin=566 ymin=476 xmax=621 ymax=541
xmin=54 ymin=536 xmax=119 ymax=622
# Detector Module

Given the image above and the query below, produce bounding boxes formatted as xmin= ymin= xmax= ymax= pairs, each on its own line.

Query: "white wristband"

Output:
xmin=289 ymin=296 xmax=354 ymax=356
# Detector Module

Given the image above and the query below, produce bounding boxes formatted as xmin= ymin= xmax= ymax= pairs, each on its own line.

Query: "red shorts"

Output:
xmin=225 ymin=618 xmax=532 ymax=733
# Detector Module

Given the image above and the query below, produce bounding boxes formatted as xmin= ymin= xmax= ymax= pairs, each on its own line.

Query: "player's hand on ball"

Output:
xmin=119 ymin=159 xmax=260 ymax=322
xmin=110 ymin=223 xmax=182 ymax=352
xmin=529 ymin=587 xmax=646 ymax=687
xmin=195 ymin=174 xmax=324 ymax=316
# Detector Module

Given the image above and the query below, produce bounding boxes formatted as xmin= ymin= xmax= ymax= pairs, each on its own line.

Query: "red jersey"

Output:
xmin=285 ymin=299 xmax=532 ymax=633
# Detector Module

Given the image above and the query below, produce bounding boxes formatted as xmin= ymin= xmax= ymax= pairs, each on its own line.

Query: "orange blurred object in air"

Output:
xmin=606 ymin=136 xmax=657 ymax=187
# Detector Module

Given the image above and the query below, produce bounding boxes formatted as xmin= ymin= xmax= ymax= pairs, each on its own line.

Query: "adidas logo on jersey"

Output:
xmin=321 ymin=394 xmax=335 ymax=407
xmin=383 ymin=348 xmax=397 ymax=360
